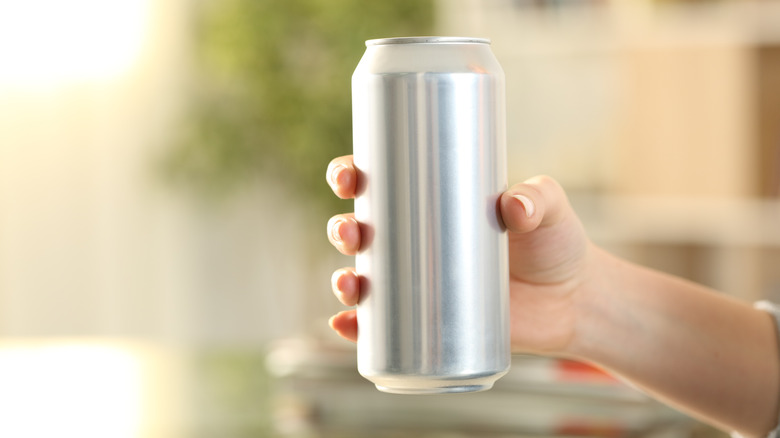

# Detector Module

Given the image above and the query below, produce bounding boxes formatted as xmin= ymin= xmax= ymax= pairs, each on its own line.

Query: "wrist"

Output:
xmin=563 ymin=245 xmax=626 ymax=363
xmin=560 ymin=246 xmax=780 ymax=436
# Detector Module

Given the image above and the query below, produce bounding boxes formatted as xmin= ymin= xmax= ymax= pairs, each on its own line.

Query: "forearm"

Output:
xmin=570 ymin=246 xmax=780 ymax=437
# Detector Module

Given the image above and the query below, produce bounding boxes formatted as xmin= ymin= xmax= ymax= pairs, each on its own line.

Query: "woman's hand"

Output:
xmin=325 ymin=155 xmax=598 ymax=356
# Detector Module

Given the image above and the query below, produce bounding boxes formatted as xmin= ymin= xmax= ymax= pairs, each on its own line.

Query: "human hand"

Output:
xmin=325 ymin=155 xmax=598 ymax=356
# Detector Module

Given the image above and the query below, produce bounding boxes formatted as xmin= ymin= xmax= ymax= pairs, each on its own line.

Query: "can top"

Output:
xmin=366 ymin=37 xmax=490 ymax=47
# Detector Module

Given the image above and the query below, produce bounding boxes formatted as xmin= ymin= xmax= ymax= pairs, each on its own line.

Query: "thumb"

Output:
xmin=499 ymin=175 xmax=570 ymax=234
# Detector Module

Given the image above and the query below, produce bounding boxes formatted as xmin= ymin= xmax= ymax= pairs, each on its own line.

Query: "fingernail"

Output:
xmin=328 ymin=164 xmax=347 ymax=187
xmin=331 ymin=269 xmax=345 ymax=294
xmin=328 ymin=314 xmax=337 ymax=329
xmin=330 ymin=218 xmax=345 ymax=243
xmin=512 ymin=194 xmax=535 ymax=218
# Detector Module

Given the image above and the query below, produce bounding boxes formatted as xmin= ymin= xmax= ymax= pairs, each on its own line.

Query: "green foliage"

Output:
xmin=165 ymin=0 xmax=434 ymax=211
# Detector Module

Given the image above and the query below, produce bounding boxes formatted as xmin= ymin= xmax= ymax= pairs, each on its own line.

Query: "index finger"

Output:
xmin=326 ymin=155 xmax=357 ymax=199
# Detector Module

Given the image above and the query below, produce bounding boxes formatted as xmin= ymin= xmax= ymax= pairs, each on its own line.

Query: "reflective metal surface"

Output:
xmin=351 ymin=37 xmax=510 ymax=394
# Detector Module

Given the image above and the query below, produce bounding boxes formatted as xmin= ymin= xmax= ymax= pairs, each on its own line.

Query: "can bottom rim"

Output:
xmin=362 ymin=367 xmax=509 ymax=395
xmin=375 ymin=383 xmax=493 ymax=395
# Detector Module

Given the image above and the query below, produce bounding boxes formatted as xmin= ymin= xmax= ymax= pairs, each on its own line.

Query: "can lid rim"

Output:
xmin=366 ymin=37 xmax=490 ymax=46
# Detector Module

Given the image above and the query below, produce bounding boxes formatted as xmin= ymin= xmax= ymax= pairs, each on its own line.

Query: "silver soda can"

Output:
xmin=351 ymin=37 xmax=510 ymax=394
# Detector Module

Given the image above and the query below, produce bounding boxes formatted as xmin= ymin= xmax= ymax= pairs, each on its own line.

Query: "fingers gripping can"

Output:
xmin=351 ymin=37 xmax=510 ymax=394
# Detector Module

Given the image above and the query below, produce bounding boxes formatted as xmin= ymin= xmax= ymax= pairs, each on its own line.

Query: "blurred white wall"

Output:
xmin=0 ymin=0 xmax=339 ymax=345
xmin=0 ymin=0 xmax=188 ymax=339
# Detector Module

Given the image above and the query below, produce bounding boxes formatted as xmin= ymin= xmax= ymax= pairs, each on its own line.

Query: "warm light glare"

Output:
xmin=0 ymin=342 xmax=143 ymax=438
xmin=0 ymin=0 xmax=149 ymax=86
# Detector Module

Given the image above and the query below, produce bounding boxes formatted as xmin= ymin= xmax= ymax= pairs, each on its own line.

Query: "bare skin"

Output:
xmin=325 ymin=155 xmax=779 ymax=437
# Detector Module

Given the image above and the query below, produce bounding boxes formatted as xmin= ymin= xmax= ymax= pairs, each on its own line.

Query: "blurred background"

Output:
xmin=1 ymin=0 xmax=780 ymax=436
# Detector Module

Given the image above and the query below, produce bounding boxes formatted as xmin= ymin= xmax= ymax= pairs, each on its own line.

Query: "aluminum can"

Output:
xmin=351 ymin=37 xmax=510 ymax=394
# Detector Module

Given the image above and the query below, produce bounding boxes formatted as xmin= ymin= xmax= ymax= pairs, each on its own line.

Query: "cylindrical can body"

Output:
xmin=351 ymin=37 xmax=510 ymax=394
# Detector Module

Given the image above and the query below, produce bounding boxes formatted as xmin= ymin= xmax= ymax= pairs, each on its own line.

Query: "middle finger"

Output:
xmin=327 ymin=213 xmax=362 ymax=255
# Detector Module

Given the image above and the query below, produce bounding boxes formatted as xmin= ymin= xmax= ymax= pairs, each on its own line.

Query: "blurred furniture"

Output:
xmin=266 ymin=337 xmax=694 ymax=438
xmin=438 ymin=0 xmax=780 ymax=303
